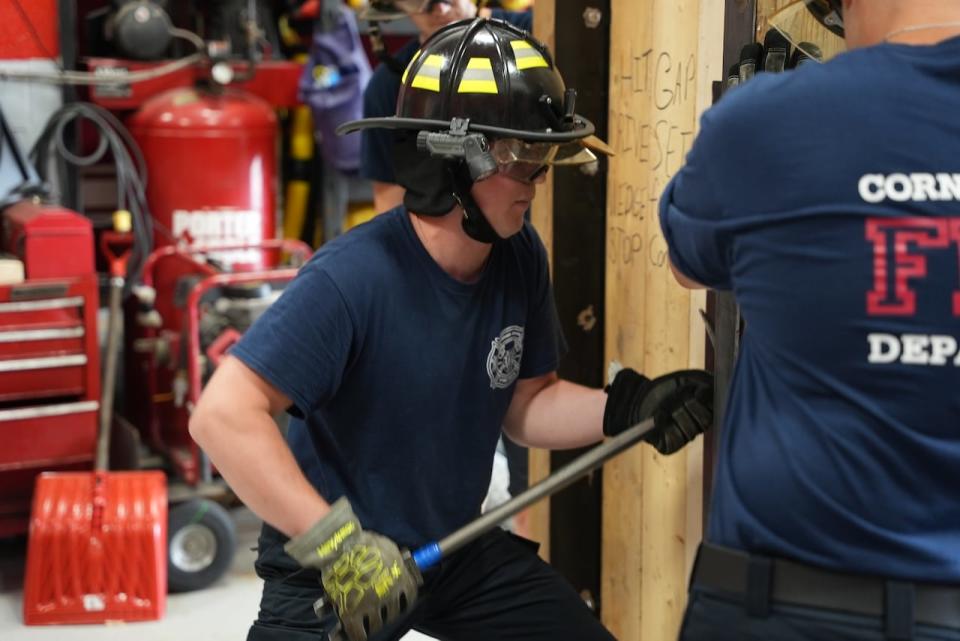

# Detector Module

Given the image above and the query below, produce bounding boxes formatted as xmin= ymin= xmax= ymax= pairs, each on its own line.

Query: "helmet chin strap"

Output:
xmin=448 ymin=164 xmax=501 ymax=244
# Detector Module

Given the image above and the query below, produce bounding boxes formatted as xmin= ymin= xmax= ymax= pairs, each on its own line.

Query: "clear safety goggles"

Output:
xmin=489 ymin=138 xmax=599 ymax=184
xmin=766 ymin=0 xmax=846 ymax=63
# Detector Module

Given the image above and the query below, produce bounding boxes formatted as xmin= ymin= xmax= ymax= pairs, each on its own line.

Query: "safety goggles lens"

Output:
xmin=499 ymin=162 xmax=550 ymax=183
xmin=491 ymin=138 xmax=558 ymax=165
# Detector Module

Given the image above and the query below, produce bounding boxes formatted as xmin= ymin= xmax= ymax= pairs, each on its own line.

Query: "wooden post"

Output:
xmin=528 ymin=0 xmax=557 ymax=562
xmin=602 ymin=0 xmax=721 ymax=638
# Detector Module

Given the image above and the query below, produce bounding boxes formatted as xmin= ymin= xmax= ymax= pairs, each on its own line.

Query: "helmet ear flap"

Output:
xmin=393 ymin=131 xmax=460 ymax=216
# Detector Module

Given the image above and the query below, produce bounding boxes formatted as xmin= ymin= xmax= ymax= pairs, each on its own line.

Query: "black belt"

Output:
xmin=691 ymin=543 xmax=960 ymax=637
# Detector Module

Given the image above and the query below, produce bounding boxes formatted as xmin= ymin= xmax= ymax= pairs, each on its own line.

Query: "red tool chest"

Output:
xmin=3 ymin=201 xmax=96 ymax=280
xmin=0 ymin=204 xmax=100 ymax=537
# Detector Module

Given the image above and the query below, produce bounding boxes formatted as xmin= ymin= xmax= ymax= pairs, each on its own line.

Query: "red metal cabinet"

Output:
xmin=0 ymin=277 xmax=100 ymax=536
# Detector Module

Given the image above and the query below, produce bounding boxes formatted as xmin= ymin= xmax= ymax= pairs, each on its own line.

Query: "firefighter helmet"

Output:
xmin=338 ymin=18 xmax=609 ymax=242
xmin=338 ymin=18 xmax=604 ymax=164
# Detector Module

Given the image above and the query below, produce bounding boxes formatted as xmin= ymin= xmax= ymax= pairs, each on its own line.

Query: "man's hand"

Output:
xmin=603 ymin=368 xmax=713 ymax=455
xmin=284 ymin=498 xmax=420 ymax=641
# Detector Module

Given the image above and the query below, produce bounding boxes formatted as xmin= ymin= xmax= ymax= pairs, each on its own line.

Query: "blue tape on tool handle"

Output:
xmin=412 ymin=542 xmax=442 ymax=571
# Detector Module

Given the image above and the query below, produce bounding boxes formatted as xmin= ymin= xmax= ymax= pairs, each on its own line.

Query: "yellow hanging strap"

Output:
xmin=282 ymin=55 xmax=316 ymax=244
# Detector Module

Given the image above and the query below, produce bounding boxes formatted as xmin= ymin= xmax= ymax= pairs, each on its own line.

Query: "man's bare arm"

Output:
xmin=189 ymin=355 xmax=330 ymax=537
xmin=503 ymin=372 xmax=606 ymax=449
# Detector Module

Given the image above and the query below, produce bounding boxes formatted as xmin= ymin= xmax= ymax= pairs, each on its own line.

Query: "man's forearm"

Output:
xmin=190 ymin=406 xmax=330 ymax=538
xmin=506 ymin=380 xmax=606 ymax=449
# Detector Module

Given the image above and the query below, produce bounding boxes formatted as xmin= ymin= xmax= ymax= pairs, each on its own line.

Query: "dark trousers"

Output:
xmin=679 ymin=590 xmax=960 ymax=641
xmin=247 ymin=524 xmax=615 ymax=641
xmin=679 ymin=544 xmax=960 ymax=641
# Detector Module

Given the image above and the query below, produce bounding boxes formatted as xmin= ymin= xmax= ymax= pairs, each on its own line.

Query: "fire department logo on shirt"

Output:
xmin=487 ymin=325 xmax=524 ymax=389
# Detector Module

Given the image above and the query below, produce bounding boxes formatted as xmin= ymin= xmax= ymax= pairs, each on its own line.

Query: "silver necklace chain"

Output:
xmin=884 ymin=21 xmax=960 ymax=42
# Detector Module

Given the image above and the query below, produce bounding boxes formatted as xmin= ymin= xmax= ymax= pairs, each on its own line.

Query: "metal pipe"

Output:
xmin=96 ymin=276 xmax=125 ymax=472
xmin=414 ymin=417 xmax=656 ymax=569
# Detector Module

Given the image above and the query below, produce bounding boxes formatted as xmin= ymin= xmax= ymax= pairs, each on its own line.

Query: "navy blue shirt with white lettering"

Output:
xmin=360 ymin=10 xmax=534 ymax=183
xmin=661 ymin=37 xmax=960 ymax=581
xmin=232 ymin=207 xmax=562 ymax=547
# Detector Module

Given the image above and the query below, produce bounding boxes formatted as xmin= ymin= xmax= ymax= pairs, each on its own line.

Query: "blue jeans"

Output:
xmin=679 ymin=589 xmax=960 ymax=641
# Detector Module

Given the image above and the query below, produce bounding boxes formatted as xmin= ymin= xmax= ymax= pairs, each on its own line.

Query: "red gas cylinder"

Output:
xmin=128 ymin=86 xmax=277 ymax=269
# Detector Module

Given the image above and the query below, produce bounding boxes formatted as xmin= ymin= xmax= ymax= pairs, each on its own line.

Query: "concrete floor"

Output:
xmin=0 ymin=507 xmax=434 ymax=641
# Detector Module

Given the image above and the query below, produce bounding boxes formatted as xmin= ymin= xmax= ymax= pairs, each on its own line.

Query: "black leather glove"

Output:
xmin=284 ymin=498 xmax=420 ymax=641
xmin=603 ymin=368 xmax=713 ymax=455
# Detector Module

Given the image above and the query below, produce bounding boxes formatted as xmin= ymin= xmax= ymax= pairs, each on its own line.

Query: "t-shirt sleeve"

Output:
xmin=229 ymin=265 xmax=355 ymax=417
xmin=360 ymin=69 xmax=400 ymax=183
xmin=658 ymin=109 xmax=734 ymax=290
xmin=519 ymin=225 xmax=567 ymax=379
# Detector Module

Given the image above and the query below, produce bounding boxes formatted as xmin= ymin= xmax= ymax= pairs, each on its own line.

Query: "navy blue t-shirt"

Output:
xmin=661 ymin=37 xmax=960 ymax=581
xmin=360 ymin=10 xmax=534 ymax=183
xmin=231 ymin=207 xmax=562 ymax=547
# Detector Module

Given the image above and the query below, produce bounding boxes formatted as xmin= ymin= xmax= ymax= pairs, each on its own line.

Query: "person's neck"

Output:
xmin=884 ymin=22 xmax=960 ymax=44
xmin=872 ymin=6 xmax=960 ymax=46
xmin=409 ymin=209 xmax=492 ymax=283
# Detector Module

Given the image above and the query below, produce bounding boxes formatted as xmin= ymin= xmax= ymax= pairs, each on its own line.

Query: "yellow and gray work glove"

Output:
xmin=284 ymin=498 xmax=420 ymax=641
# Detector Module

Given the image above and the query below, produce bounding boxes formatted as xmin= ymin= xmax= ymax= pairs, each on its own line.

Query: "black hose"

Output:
xmin=29 ymin=102 xmax=159 ymax=294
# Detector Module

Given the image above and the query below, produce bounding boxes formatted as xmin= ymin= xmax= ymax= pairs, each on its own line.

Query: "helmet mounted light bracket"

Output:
xmin=563 ymin=88 xmax=577 ymax=123
xmin=416 ymin=118 xmax=499 ymax=181
xmin=538 ymin=88 xmax=579 ymax=133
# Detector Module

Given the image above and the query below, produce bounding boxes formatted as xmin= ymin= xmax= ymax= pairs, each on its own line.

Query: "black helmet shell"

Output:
xmin=337 ymin=18 xmax=595 ymax=143
xmin=398 ymin=18 xmax=572 ymax=137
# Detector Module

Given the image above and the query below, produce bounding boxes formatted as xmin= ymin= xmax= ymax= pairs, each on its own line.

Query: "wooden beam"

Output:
xmin=528 ymin=0 xmax=557 ymax=562
xmin=602 ymin=0 xmax=720 ymax=638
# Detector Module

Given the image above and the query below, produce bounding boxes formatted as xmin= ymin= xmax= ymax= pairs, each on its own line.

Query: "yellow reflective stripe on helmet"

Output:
xmin=458 ymin=58 xmax=498 ymax=94
xmin=411 ymin=54 xmax=444 ymax=92
xmin=402 ymin=49 xmax=422 ymax=84
xmin=510 ymin=40 xmax=548 ymax=70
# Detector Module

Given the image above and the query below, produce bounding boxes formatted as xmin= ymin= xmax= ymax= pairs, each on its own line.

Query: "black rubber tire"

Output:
xmin=167 ymin=498 xmax=236 ymax=593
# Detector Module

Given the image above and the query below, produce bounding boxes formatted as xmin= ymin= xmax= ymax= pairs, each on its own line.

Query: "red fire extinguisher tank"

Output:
xmin=129 ymin=87 xmax=277 ymax=269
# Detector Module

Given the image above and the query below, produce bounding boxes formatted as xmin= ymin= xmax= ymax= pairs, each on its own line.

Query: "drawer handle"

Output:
xmin=0 ymin=296 xmax=85 ymax=313
xmin=0 ymin=400 xmax=99 ymax=422
xmin=0 ymin=327 xmax=85 ymax=343
xmin=0 ymin=354 xmax=88 ymax=372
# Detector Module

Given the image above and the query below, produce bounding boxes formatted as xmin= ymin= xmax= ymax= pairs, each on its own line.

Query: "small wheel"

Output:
xmin=167 ymin=498 xmax=236 ymax=592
